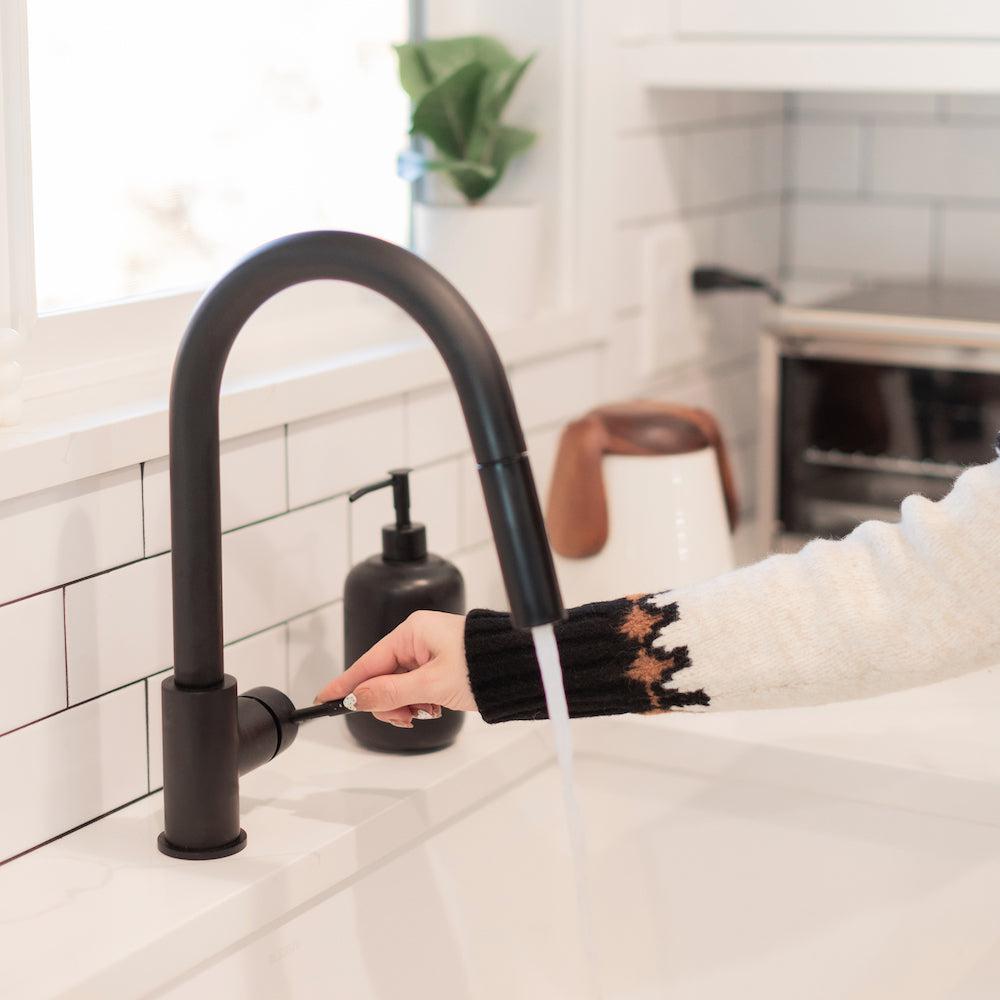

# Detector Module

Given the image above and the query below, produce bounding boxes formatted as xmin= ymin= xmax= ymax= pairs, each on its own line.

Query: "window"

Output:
xmin=23 ymin=0 xmax=410 ymax=314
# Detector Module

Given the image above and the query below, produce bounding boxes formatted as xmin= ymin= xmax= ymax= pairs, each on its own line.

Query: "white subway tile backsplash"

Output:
xmin=0 ymin=592 xmax=66 ymax=734
xmin=0 ymin=682 xmax=146 ymax=862
xmin=795 ymin=93 xmax=937 ymax=117
xmin=510 ymin=349 xmax=602 ymax=431
xmin=791 ymin=122 xmax=862 ymax=194
xmin=287 ymin=400 xmax=405 ymax=509
xmin=65 ymin=553 xmax=172 ymax=704
xmin=717 ymin=202 xmax=782 ymax=278
xmin=699 ymin=292 xmax=768 ymax=364
xmin=222 ymin=498 xmax=348 ymax=644
xmin=656 ymin=360 xmax=759 ymax=446
xmin=614 ymin=227 xmax=644 ymax=312
xmin=0 ymin=467 xmax=142 ymax=606
xmin=410 ymin=461 xmax=461 ymax=557
xmin=452 ymin=544 xmax=506 ymax=613
xmin=758 ymin=122 xmax=786 ymax=196
xmin=719 ymin=92 xmax=784 ymax=119
xmin=616 ymin=132 xmax=684 ymax=222
xmin=405 ymin=385 xmax=467 ymax=467
xmin=941 ymin=207 xmax=1000 ymax=283
xmin=459 ymin=459 xmax=491 ymax=550
xmin=684 ymin=127 xmax=760 ymax=210
xmin=287 ymin=602 xmax=344 ymax=709
xmin=870 ymin=125 xmax=1000 ymax=201
xmin=526 ymin=424 xmax=563 ymax=514
xmin=786 ymin=91 xmax=1000 ymax=290
xmin=226 ymin=625 xmax=288 ymax=694
xmin=348 ymin=486 xmax=391 ymax=565
xmin=790 ymin=201 xmax=931 ymax=278
xmin=945 ymin=94 xmax=1000 ymax=118
xmin=143 ymin=428 xmax=287 ymax=556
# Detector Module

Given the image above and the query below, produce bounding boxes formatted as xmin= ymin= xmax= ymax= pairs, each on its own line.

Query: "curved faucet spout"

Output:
xmin=169 ymin=231 xmax=564 ymax=692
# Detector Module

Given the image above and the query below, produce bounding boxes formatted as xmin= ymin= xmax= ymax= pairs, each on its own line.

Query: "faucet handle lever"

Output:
xmin=289 ymin=698 xmax=352 ymax=723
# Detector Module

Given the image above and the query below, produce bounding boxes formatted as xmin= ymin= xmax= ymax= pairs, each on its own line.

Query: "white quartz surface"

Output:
xmin=0 ymin=716 xmax=551 ymax=1000
xmin=4 ymin=665 xmax=1000 ymax=999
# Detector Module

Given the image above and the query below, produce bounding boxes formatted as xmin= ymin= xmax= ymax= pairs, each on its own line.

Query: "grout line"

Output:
xmin=777 ymin=93 xmax=794 ymax=285
xmin=858 ymin=119 xmax=874 ymax=199
xmin=0 ymin=442 xmax=531 ymax=615
xmin=0 ymin=790 xmax=156 ymax=868
xmin=929 ymin=203 xmax=944 ymax=284
xmin=784 ymin=188 xmax=1000 ymax=210
xmin=61 ymin=588 xmax=69 ymax=709
xmin=139 ymin=462 xmax=147 ymax=558
xmin=282 ymin=424 xmax=291 ymax=512
xmin=794 ymin=108 xmax=949 ymax=128
xmin=144 ymin=679 xmax=151 ymax=794
xmin=617 ymin=109 xmax=786 ymax=140
xmin=617 ymin=191 xmax=782 ymax=230
xmin=0 ymin=677 xmax=146 ymax=739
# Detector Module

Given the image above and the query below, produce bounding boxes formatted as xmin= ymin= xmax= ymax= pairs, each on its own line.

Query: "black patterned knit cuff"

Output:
xmin=464 ymin=596 xmax=708 ymax=724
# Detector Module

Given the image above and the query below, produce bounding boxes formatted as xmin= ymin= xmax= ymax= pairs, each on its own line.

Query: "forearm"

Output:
xmin=466 ymin=458 xmax=1000 ymax=723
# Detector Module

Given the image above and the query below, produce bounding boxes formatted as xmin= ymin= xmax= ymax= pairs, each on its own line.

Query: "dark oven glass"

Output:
xmin=779 ymin=357 xmax=1000 ymax=538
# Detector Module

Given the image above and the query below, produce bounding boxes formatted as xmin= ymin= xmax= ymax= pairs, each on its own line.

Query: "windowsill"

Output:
xmin=0 ymin=308 xmax=594 ymax=504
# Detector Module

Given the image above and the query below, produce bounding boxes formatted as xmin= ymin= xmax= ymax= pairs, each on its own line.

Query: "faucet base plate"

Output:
xmin=157 ymin=829 xmax=247 ymax=861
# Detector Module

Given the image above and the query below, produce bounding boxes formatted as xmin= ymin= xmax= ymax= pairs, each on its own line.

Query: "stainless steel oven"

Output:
xmin=759 ymin=284 xmax=1000 ymax=549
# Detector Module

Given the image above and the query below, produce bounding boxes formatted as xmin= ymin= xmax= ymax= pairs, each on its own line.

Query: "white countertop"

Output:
xmin=0 ymin=717 xmax=552 ymax=1000
xmin=4 ymin=664 xmax=1000 ymax=999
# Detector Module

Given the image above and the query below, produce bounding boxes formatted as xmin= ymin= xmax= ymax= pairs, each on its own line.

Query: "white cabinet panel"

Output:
xmin=676 ymin=0 xmax=1000 ymax=41
xmin=641 ymin=3 xmax=1000 ymax=93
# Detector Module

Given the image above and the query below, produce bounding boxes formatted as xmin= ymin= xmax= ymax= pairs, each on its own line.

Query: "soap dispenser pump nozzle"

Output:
xmin=349 ymin=468 xmax=427 ymax=561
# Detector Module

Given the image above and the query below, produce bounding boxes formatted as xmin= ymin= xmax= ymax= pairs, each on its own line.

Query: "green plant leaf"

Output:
xmin=397 ymin=148 xmax=496 ymax=183
xmin=476 ymin=54 xmax=535 ymax=126
xmin=394 ymin=36 xmax=517 ymax=103
xmin=410 ymin=61 xmax=487 ymax=159
xmin=393 ymin=42 xmax=434 ymax=103
xmin=395 ymin=35 xmax=536 ymax=202
xmin=419 ymin=36 xmax=517 ymax=79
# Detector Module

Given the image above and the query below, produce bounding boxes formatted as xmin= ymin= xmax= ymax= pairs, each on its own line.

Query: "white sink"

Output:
xmin=160 ymin=706 xmax=1000 ymax=1000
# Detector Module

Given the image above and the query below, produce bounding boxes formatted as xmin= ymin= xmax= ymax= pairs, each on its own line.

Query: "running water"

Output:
xmin=531 ymin=624 xmax=602 ymax=1000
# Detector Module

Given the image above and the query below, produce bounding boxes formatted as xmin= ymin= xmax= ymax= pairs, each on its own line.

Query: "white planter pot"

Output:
xmin=412 ymin=202 xmax=541 ymax=331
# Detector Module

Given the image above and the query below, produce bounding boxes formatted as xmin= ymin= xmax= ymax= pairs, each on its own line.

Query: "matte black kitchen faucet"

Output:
xmin=158 ymin=231 xmax=565 ymax=860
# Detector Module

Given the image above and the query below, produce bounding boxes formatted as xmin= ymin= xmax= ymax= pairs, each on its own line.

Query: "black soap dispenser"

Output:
xmin=344 ymin=468 xmax=465 ymax=752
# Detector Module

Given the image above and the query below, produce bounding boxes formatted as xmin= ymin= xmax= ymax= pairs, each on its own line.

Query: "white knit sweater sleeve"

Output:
xmin=652 ymin=456 xmax=1000 ymax=710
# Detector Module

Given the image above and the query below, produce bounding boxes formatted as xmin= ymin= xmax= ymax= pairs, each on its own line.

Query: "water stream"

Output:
xmin=530 ymin=624 xmax=602 ymax=999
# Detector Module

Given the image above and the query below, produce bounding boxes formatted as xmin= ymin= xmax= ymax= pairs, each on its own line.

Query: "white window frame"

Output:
xmin=0 ymin=0 xmax=584 ymax=427
xmin=0 ymin=0 xmax=420 ymax=408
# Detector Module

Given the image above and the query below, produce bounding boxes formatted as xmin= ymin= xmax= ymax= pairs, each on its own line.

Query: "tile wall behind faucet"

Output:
xmin=0 ymin=344 xmax=603 ymax=864
xmin=784 ymin=92 xmax=1000 ymax=294
xmin=610 ymin=13 xmax=786 ymax=526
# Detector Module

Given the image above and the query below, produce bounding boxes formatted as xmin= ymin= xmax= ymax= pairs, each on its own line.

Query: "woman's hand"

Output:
xmin=314 ymin=611 xmax=476 ymax=729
